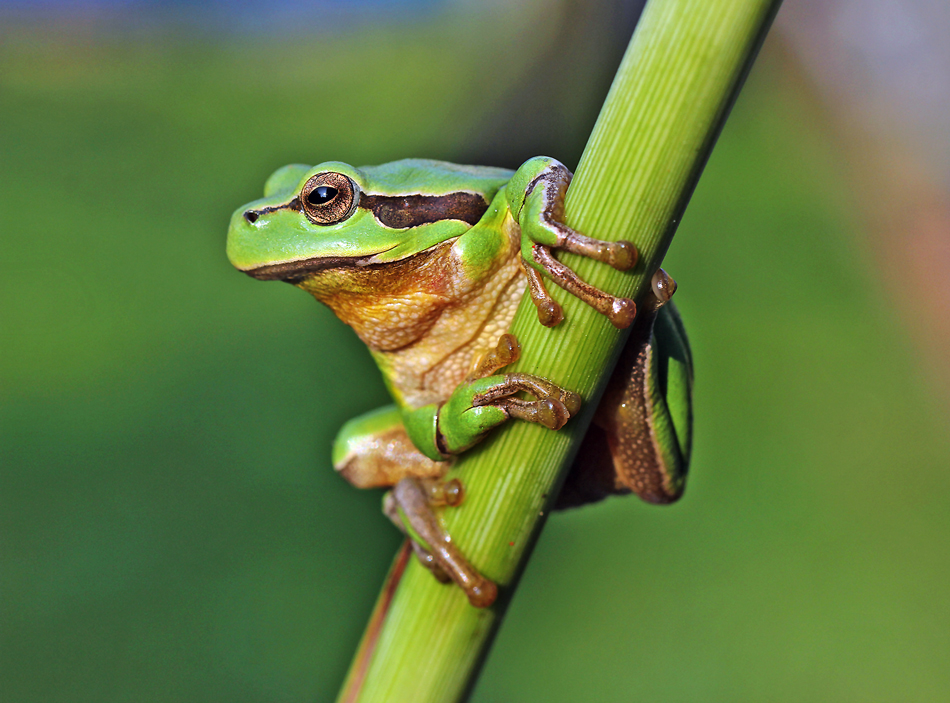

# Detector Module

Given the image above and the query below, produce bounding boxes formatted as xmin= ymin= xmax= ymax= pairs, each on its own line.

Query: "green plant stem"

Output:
xmin=338 ymin=1 xmax=781 ymax=701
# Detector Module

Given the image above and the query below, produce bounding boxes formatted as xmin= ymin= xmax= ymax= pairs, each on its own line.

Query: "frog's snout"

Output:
xmin=226 ymin=203 xmax=265 ymax=271
xmin=237 ymin=196 xmax=301 ymax=229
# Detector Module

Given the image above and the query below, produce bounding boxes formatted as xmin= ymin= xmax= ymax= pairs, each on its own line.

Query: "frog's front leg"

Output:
xmin=404 ymin=334 xmax=582 ymax=459
xmin=509 ymin=157 xmax=639 ymax=329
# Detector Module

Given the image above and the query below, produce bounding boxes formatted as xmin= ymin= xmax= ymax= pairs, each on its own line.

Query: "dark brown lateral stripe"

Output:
xmin=360 ymin=192 xmax=488 ymax=229
xmin=244 ymin=245 xmax=442 ymax=283
xmin=245 ymin=255 xmax=363 ymax=281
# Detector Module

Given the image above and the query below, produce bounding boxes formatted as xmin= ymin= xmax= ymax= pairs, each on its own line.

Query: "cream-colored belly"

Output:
xmin=381 ymin=253 xmax=527 ymax=409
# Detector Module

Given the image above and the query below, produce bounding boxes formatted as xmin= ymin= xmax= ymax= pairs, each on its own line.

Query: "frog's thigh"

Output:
xmin=557 ymin=303 xmax=692 ymax=509
xmin=333 ymin=405 xmax=447 ymax=489
xmin=556 ymin=422 xmax=626 ymax=509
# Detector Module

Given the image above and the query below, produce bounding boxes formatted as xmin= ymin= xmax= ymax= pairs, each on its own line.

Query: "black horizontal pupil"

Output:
xmin=308 ymin=185 xmax=337 ymax=205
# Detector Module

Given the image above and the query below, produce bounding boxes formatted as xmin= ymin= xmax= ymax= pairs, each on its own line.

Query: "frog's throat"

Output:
xmin=282 ymin=243 xmax=459 ymax=354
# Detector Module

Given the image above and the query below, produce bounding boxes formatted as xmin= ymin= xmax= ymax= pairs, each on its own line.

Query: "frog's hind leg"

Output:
xmin=382 ymin=490 xmax=451 ymax=584
xmin=556 ymin=269 xmax=693 ymax=508
xmin=383 ymin=477 xmax=498 ymax=608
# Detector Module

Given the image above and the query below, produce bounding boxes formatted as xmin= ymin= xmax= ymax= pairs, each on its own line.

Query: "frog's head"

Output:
xmin=227 ymin=160 xmax=494 ymax=283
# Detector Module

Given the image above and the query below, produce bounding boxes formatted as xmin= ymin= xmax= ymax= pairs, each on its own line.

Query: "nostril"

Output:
xmin=244 ymin=210 xmax=259 ymax=224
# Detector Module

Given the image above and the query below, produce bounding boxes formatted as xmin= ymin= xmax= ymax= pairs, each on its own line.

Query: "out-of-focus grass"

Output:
xmin=2 ymin=20 xmax=950 ymax=703
xmin=0 ymin=22 xmax=558 ymax=702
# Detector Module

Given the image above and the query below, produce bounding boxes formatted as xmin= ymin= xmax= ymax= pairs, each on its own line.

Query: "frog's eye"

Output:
xmin=300 ymin=171 xmax=358 ymax=225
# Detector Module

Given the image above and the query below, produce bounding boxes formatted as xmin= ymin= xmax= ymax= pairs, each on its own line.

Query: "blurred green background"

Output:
xmin=4 ymin=1 xmax=950 ymax=701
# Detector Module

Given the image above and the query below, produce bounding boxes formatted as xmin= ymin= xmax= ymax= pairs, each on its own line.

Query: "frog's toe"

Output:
xmin=535 ymin=298 xmax=564 ymax=327
xmin=607 ymin=297 xmax=638 ymax=328
xmin=528 ymin=245 xmax=637 ymax=329
xmin=490 ymin=397 xmax=572 ymax=430
xmin=386 ymin=477 xmax=498 ymax=608
xmin=651 ymin=268 xmax=678 ymax=306
xmin=606 ymin=240 xmax=638 ymax=270
xmin=467 ymin=333 xmax=521 ymax=381
xmin=408 ymin=540 xmax=453 ymax=583
xmin=523 ymin=263 xmax=565 ymax=327
xmin=471 ymin=372 xmax=582 ymax=430
xmin=552 ymin=230 xmax=638 ymax=272
xmin=466 ymin=579 xmax=498 ymax=609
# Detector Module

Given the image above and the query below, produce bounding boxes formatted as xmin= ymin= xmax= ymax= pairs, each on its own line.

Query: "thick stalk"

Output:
xmin=338 ymin=1 xmax=781 ymax=700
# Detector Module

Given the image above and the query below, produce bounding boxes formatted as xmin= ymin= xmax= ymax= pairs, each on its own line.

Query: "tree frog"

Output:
xmin=227 ymin=157 xmax=693 ymax=608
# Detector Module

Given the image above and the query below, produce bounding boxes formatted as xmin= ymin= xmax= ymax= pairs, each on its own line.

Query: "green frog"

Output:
xmin=227 ymin=157 xmax=692 ymax=607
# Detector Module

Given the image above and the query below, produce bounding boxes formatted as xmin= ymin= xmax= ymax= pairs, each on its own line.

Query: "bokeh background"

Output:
xmin=4 ymin=1 xmax=950 ymax=700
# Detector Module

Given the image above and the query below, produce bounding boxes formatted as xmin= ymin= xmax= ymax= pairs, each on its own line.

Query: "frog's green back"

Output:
xmin=358 ymin=159 xmax=513 ymax=197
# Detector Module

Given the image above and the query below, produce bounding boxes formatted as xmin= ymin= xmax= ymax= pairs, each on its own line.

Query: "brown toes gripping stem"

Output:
xmin=471 ymin=372 xmax=582 ymax=431
xmin=530 ymin=245 xmax=637 ymax=328
xmin=472 ymin=373 xmax=582 ymax=414
xmin=489 ymin=397 xmax=571 ymax=431
xmin=552 ymin=229 xmax=639 ymax=271
xmin=522 ymin=263 xmax=564 ymax=327
xmin=391 ymin=478 xmax=497 ymax=609
xmin=467 ymin=333 xmax=521 ymax=381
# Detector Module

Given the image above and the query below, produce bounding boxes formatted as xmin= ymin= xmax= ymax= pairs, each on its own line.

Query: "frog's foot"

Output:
xmin=520 ymin=161 xmax=638 ymax=329
xmin=526 ymin=247 xmax=638 ymax=329
xmin=464 ymin=335 xmax=581 ymax=429
xmin=471 ymin=373 xmax=581 ymax=431
xmin=383 ymin=477 xmax=497 ymax=608
xmin=436 ymin=365 xmax=582 ymax=456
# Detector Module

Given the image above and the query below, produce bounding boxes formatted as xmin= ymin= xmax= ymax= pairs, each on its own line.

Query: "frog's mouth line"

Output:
xmin=244 ymin=240 xmax=453 ymax=283
xmin=244 ymin=255 xmax=378 ymax=283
